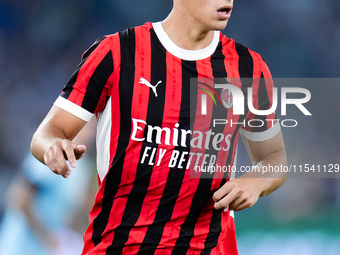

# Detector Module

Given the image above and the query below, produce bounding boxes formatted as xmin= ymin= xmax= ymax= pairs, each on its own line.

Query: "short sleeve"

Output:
xmin=54 ymin=36 xmax=114 ymax=121
xmin=240 ymin=59 xmax=280 ymax=141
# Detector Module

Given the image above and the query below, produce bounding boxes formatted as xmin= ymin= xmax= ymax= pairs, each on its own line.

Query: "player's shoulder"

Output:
xmin=104 ymin=22 xmax=153 ymax=39
xmin=91 ymin=22 xmax=153 ymax=51
xmin=219 ymin=33 xmax=264 ymax=61
xmin=82 ymin=23 xmax=153 ymax=61
xmin=220 ymin=33 xmax=270 ymax=78
xmin=220 ymin=33 xmax=261 ymax=58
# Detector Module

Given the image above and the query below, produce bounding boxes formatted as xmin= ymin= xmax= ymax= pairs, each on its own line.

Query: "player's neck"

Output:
xmin=161 ymin=12 xmax=215 ymax=51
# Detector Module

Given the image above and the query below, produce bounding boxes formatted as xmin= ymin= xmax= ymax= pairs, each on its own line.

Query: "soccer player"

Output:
xmin=31 ymin=0 xmax=287 ymax=254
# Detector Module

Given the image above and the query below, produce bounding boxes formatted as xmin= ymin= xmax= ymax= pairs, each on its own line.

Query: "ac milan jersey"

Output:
xmin=54 ymin=22 xmax=279 ymax=255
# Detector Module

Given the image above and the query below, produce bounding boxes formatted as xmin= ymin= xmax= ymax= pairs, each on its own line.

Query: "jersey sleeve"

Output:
xmin=54 ymin=36 xmax=114 ymax=122
xmin=240 ymin=59 xmax=280 ymax=142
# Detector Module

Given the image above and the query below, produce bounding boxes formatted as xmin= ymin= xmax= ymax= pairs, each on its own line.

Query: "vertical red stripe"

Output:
xmin=189 ymin=50 xmax=241 ymax=251
xmin=82 ymin=176 xmax=108 ymax=254
xmin=248 ymin=50 xmax=262 ymax=120
xmin=247 ymin=50 xmax=276 ymax=128
xmin=211 ymin=212 xmax=238 ymax=255
xmin=153 ymin=58 xmax=214 ymax=254
xmin=216 ymin=36 xmax=242 ymax=182
xmin=108 ymin=33 xmax=123 ymax=181
xmin=261 ymin=61 xmax=276 ymax=127
xmin=190 ymin=38 xmax=244 ymax=253
xmin=248 ymin=50 xmax=262 ymax=78
xmin=91 ymin=26 xmax=152 ymax=252
xmin=223 ymin=39 xmax=239 ymax=79
xmin=122 ymin=51 xmax=183 ymax=252
xmin=207 ymin=38 xmax=242 ymax=254
xmin=81 ymin=34 xmax=121 ymax=255
xmin=187 ymin=58 xmax=217 ymax=251
xmin=68 ymin=37 xmax=113 ymax=106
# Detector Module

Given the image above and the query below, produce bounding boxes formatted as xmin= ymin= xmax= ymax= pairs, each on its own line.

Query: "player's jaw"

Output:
xmin=195 ymin=0 xmax=234 ymax=32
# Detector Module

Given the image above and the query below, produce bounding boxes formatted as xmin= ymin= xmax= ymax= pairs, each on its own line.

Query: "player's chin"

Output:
xmin=211 ymin=20 xmax=229 ymax=31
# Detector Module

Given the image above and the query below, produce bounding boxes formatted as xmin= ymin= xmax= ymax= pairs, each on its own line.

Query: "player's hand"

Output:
xmin=212 ymin=178 xmax=265 ymax=212
xmin=43 ymin=139 xmax=86 ymax=178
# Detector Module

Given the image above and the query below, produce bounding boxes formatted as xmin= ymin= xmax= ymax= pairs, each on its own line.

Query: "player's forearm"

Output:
xmin=240 ymin=148 xmax=287 ymax=197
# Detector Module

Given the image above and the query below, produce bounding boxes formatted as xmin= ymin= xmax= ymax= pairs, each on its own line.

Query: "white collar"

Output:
xmin=152 ymin=22 xmax=220 ymax=61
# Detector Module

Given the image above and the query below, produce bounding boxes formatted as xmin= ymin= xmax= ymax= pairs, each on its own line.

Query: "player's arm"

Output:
xmin=30 ymin=105 xmax=87 ymax=178
xmin=213 ymin=131 xmax=287 ymax=211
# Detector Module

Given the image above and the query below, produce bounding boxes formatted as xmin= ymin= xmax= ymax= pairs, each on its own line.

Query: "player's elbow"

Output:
xmin=30 ymin=133 xmax=39 ymax=160
xmin=30 ymin=130 xmax=45 ymax=164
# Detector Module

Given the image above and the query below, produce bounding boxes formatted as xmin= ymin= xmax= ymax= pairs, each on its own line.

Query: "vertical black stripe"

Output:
xmin=105 ymin=28 xmax=167 ymax=254
xmin=62 ymin=36 xmax=107 ymax=99
xmin=172 ymin=44 xmax=229 ymax=254
xmin=223 ymin=42 xmax=254 ymax=179
xmin=91 ymin=29 xmax=135 ymax=247
xmin=171 ymin=177 xmax=213 ymax=254
xmin=170 ymin=60 xmax=211 ymax=255
xmin=253 ymin=72 xmax=270 ymax=132
xmin=257 ymin=73 xmax=270 ymax=110
xmin=137 ymin=59 xmax=197 ymax=254
xmin=82 ymin=51 xmax=113 ymax=113
xmin=235 ymin=43 xmax=254 ymax=79
xmin=201 ymin=42 xmax=229 ymax=252
xmin=202 ymin=42 xmax=229 ymax=179
xmin=201 ymin=210 xmax=222 ymax=254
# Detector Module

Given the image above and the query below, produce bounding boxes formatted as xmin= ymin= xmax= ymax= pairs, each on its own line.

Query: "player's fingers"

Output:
xmin=54 ymin=159 xmax=71 ymax=178
xmin=229 ymin=191 xmax=259 ymax=211
xmin=61 ymin=141 xmax=78 ymax=169
xmin=54 ymin=143 xmax=73 ymax=177
xmin=232 ymin=202 xmax=252 ymax=212
xmin=230 ymin=198 xmax=256 ymax=212
xmin=44 ymin=146 xmax=70 ymax=177
xmin=212 ymin=181 xmax=233 ymax=203
xmin=55 ymin=156 xmax=71 ymax=178
xmin=44 ymin=140 xmax=73 ymax=177
xmin=229 ymin=197 xmax=247 ymax=211
xmin=214 ymin=189 xmax=238 ymax=210
xmin=44 ymin=148 xmax=58 ymax=174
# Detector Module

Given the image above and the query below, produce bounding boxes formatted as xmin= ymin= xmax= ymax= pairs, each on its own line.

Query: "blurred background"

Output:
xmin=0 ymin=0 xmax=339 ymax=254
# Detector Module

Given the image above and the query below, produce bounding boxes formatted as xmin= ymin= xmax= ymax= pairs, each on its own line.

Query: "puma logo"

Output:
xmin=139 ymin=78 xmax=162 ymax=97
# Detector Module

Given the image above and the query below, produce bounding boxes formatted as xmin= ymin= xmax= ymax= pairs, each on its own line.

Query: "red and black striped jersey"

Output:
xmin=54 ymin=22 xmax=279 ymax=255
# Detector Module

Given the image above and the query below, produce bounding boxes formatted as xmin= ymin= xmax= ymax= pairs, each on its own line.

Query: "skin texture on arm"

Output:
xmin=30 ymin=105 xmax=87 ymax=178
xmin=213 ymin=131 xmax=287 ymax=212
